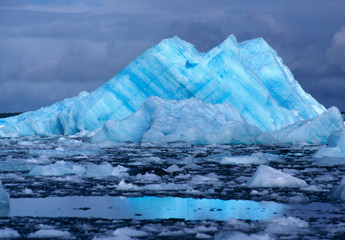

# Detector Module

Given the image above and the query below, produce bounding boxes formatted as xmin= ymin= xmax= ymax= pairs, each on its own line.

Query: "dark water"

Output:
xmin=0 ymin=136 xmax=344 ymax=239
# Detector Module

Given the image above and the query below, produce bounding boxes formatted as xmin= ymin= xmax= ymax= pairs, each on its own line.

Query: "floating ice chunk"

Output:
xmin=191 ymin=173 xmax=219 ymax=184
xmin=195 ymin=232 xmax=212 ymax=239
xmin=111 ymin=165 xmax=129 ymax=178
xmin=0 ymin=159 xmax=35 ymax=172
xmin=117 ymin=180 xmax=139 ymax=191
xmin=0 ymin=228 xmax=20 ymax=238
xmin=220 ymin=152 xmax=274 ymax=165
xmin=28 ymin=229 xmax=71 ymax=238
xmin=28 ymin=148 xmax=99 ymax=158
xmin=329 ymin=176 xmax=345 ymax=200
xmin=28 ymin=161 xmax=86 ymax=177
xmin=144 ymin=183 xmax=190 ymax=191
xmin=0 ymin=181 xmax=9 ymax=210
xmin=301 ymin=185 xmax=323 ymax=192
xmin=113 ymin=227 xmax=148 ymax=238
xmin=246 ymin=165 xmax=307 ymax=188
xmin=165 ymin=164 xmax=182 ymax=173
xmin=215 ymin=231 xmax=274 ymax=240
xmin=314 ymin=130 xmax=345 ymax=159
xmin=272 ymin=106 xmax=344 ymax=144
xmin=265 ymin=216 xmax=308 ymax=235
xmin=135 ymin=173 xmax=162 ymax=182
xmin=85 ymin=163 xmax=113 ymax=177
xmin=22 ymin=188 xmax=34 ymax=195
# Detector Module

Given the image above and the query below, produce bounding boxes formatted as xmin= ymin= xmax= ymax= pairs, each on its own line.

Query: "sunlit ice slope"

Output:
xmin=1 ymin=34 xmax=338 ymax=143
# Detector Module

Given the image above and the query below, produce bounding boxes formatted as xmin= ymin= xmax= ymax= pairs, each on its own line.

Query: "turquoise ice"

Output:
xmin=0 ymin=35 xmax=342 ymax=144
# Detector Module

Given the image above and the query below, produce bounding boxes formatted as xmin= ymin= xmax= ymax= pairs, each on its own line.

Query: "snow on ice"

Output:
xmin=0 ymin=35 xmax=343 ymax=145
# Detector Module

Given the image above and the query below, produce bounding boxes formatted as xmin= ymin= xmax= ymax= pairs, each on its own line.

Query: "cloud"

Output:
xmin=327 ymin=26 xmax=345 ymax=72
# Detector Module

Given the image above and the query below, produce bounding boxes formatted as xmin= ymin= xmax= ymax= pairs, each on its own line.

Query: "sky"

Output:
xmin=0 ymin=0 xmax=345 ymax=112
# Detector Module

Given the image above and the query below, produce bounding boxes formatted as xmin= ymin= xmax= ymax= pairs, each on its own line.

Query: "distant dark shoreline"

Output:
xmin=0 ymin=112 xmax=23 ymax=119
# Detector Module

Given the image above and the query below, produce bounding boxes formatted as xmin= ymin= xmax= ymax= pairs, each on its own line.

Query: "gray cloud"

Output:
xmin=327 ymin=26 xmax=345 ymax=72
xmin=1 ymin=0 xmax=345 ymax=112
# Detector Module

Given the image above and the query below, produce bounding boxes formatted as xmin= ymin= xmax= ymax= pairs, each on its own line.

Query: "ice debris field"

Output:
xmin=0 ymin=35 xmax=345 ymax=239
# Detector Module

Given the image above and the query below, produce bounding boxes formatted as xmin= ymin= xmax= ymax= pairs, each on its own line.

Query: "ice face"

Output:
xmin=0 ymin=35 xmax=340 ymax=144
xmin=90 ymin=96 xmax=276 ymax=145
xmin=272 ymin=106 xmax=344 ymax=144
xmin=314 ymin=130 xmax=345 ymax=159
xmin=0 ymin=92 xmax=88 ymax=137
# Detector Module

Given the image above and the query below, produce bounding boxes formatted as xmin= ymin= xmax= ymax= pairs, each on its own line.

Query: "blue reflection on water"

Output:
xmin=9 ymin=196 xmax=285 ymax=221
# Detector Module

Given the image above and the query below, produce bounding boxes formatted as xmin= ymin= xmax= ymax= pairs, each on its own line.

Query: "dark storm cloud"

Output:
xmin=1 ymin=0 xmax=345 ymax=112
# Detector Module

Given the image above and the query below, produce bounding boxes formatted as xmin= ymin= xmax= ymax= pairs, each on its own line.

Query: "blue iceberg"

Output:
xmin=0 ymin=35 xmax=343 ymax=144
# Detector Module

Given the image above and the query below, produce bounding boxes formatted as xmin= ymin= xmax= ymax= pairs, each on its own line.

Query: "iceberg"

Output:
xmin=246 ymin=165 xmax=307 ymax=188
xmin=0 ymin=34 xmax=342 ymax=144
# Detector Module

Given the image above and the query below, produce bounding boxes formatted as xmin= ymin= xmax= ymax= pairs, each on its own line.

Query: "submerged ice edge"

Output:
xmin=8 ymin=196 xmax=285 ymax=221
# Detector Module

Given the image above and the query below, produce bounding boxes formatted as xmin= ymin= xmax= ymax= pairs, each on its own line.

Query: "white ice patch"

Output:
xmin=0 ymin=228 xmax=20 ymax=238
xmin=265 ymin=216 xmax=308 ymax=235
xmin=28 ymin=161 xmax=86 ymax=177
xmin=111 ymin=165 xmax=129 ymax=178
xmin=28 ymin=229 xmax=71 ymax=238
xmin=135 ymin=173 xmax=162 ymax=182
xmin=246 ymin=165 xmax=307 ymax=188
xmin=85 ymin=163 xmax=113 ymax=178
xmin=117 ymin=180 xmax=139 ymax=191
xmin=165 ymin=164 xmax=182 ymax=173
xmin=28 ymin=162 xmax=128 ymax=178
xmin=191 ymin=173 xmax=219 ymax=184
xmin=220 ymin=152 xmax=277 ymax=165
xmin=113 ymin=227 xmax=148 ymax=238
xmin=215 ymin=231 xmax=274 ymax=240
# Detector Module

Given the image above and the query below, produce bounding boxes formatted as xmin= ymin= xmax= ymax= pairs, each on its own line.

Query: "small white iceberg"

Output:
xmin=246 ymin=165 xmax=307 ymax=188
